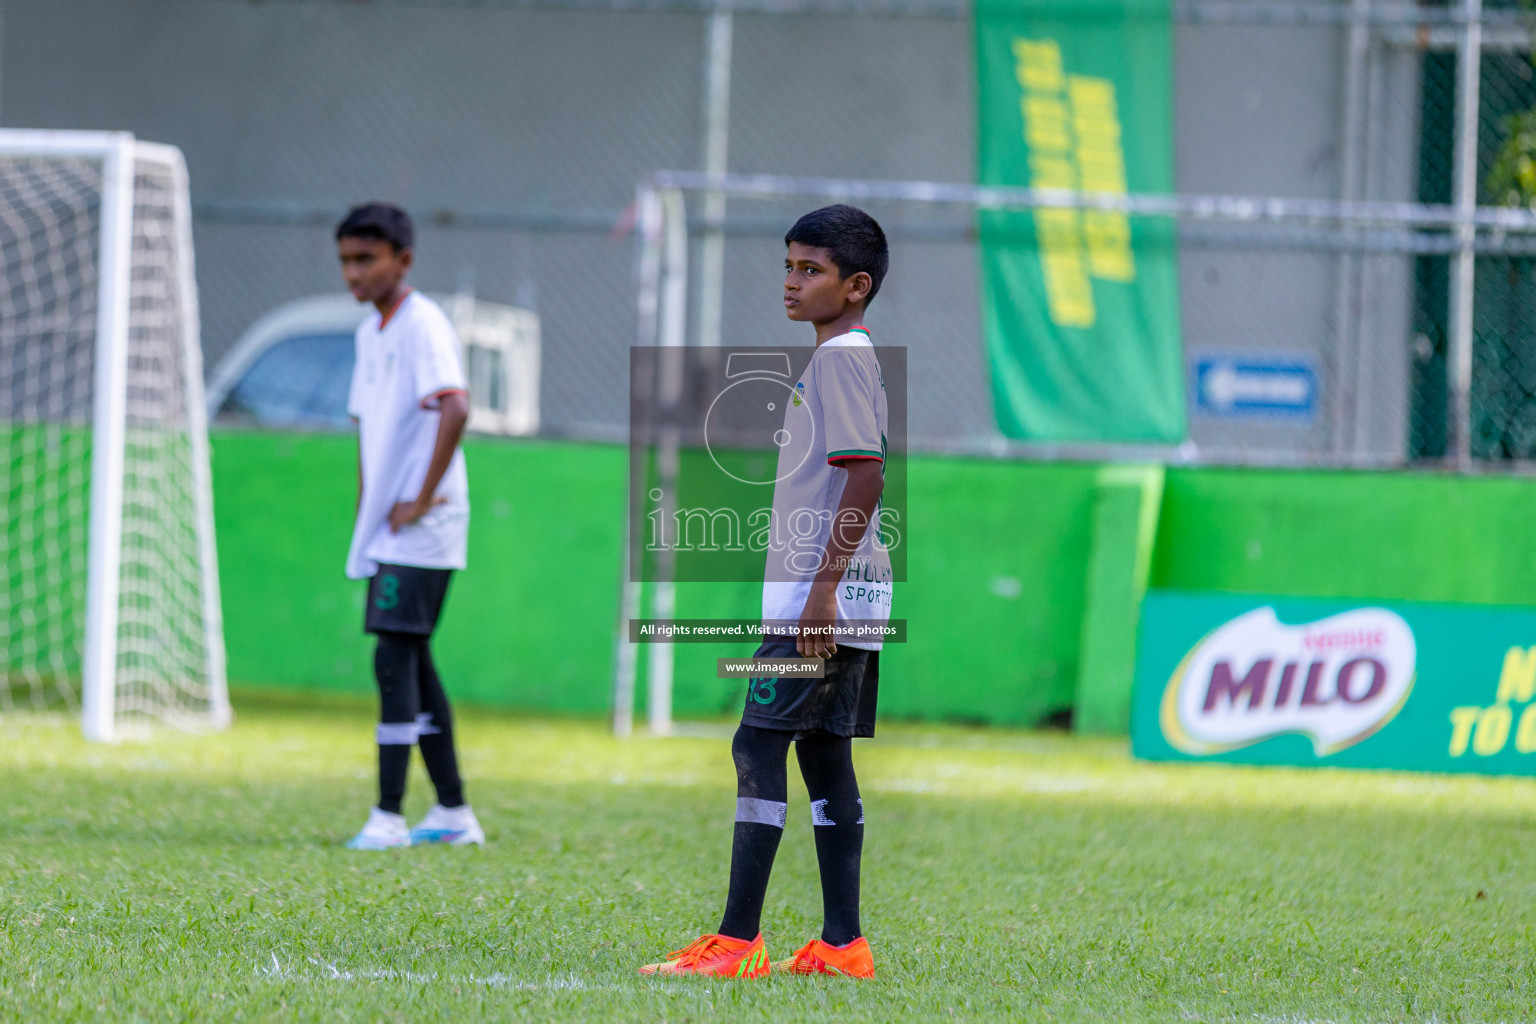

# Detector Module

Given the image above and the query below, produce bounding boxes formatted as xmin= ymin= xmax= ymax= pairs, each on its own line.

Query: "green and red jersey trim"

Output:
xmin=828 ymin=448 xmax=883 ymax=465
xmin=420 ymin=387 xmax=468 ymax=410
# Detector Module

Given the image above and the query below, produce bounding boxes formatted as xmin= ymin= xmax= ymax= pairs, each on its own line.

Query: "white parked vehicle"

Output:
xmin=205 ymin=292 xmax=540 ymax=436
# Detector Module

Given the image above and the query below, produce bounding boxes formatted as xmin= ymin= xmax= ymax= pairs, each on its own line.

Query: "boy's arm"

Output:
xmin=797 ymin=459 xmax=884 ymax=659
xmin=388 ymin=391 xmax=469 ymax=532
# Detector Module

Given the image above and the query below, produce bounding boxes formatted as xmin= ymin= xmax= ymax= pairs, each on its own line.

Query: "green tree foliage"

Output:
xmin=1488 ymin=110 xmax=1536 ymax=207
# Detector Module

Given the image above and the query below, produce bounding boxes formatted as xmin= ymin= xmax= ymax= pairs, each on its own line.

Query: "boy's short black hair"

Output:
xmin=784 ymin=204 xmax=889 ymax=305
xmin=336 ymin=202 xmax=414 ymax=252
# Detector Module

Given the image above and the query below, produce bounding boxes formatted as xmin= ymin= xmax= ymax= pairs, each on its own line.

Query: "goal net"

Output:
xmin=0 ymin=130 xmax=227 ymax=741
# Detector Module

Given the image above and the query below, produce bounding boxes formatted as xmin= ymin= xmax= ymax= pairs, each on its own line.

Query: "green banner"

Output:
xmin=975 ymin=0 xmax=1184 ymax=442
xmin=1132 ymin=590 xmax=1536 ymax=775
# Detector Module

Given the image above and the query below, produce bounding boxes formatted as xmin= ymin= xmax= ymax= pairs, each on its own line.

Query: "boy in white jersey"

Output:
xmin=336 ymin=203 xmax=484 ymax=850
xmin=641 ymin=205 xmax=890 ymax=979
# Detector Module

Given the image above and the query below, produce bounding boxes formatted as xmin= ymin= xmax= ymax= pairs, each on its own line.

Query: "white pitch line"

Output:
xmin=255 ymin=953 xmax=615 ymax=992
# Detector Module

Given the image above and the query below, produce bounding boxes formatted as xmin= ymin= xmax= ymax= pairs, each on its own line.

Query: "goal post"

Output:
xmin=0 ymin=129 xmax=228 ymax=741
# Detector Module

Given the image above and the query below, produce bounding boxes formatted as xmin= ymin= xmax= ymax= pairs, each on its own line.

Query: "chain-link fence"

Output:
xmin=8 ymin=0 xmax=1536 ymax=464
xmin=634 ymin=173 xmax=1536 ymax=464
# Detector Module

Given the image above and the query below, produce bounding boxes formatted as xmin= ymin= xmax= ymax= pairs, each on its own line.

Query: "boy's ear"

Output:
xmin=845 ymin=270 xmax=873 ymax=304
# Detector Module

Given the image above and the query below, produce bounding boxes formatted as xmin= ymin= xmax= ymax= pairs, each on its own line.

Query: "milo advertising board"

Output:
xmin=1132 ymin=591 xmax=1536 ymax=774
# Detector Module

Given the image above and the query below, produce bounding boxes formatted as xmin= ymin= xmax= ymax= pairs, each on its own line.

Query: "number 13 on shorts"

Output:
xmin=749 ymin=677 xmax=777 ymax=705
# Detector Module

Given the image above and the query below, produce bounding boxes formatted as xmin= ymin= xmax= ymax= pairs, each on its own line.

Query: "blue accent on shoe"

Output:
xmin=408 ymin=827 xmax=464 ymax=845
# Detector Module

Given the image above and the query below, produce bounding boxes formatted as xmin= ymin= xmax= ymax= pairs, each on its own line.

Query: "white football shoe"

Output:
xmin=408 ymin=803 xmax=485 ymax=846
xmin=345 ymin=807 xmax=411 ymax=850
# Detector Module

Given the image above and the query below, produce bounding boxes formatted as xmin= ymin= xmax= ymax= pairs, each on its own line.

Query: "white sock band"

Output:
xmin=735 ymin=797 xmax=787 ymax=828
xmin=810 ymin=798 xmax=864 ymax=826
xmin=376 ymin=721 xmax=420 ymax=745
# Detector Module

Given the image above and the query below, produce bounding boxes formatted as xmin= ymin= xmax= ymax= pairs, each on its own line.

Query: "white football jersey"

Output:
xmin=762 ymin=328 xmax=894 ymax=651
xmin=344 ymin=291 xmax=470 ymax=580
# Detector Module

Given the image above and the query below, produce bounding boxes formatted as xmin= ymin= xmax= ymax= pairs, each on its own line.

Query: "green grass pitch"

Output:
xmin=3 ymin=690 xmax=1536 ymax=1022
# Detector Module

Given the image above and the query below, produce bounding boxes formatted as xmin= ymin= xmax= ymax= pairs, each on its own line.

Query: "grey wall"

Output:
xmin=2 ymin=0 xmax=1423 ymax=457
xmin=2 ymin=0 xmax=983 ymax=442
xmin=1174 ymin=19 xmax=1421 ymax=462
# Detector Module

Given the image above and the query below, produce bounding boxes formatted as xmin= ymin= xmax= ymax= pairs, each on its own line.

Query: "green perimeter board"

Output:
xmin=211 ymin=433 xmax=1097 ymax=725
xmin=211 ymin=431 xmax=626 ymax=714
xmin=209 ymin=435 xmax=1536 ymax=727
xmin=1151 ymin=467 xmax=1536 ymax=605
xmin=1132 ymin=589 xmax=1536 ymax=775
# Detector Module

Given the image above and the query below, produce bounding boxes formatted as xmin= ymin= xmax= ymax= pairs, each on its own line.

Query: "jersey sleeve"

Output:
xmin=413 ymin=304 xmax=469 ymax=409
xmin=815 ymin=347 xmax=884 ymax=466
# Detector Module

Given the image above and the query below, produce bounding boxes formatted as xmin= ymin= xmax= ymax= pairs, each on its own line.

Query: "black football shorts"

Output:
xmin=739 ymin=635 xmax=879 ymax=738
xmin=364 ymin=563 xmax=454 ymax=637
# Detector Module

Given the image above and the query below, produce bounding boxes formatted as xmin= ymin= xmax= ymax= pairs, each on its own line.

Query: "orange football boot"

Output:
xmin=638 ymin=932 xmax=770 ymax=977
xmin=775 ymin=936 xmax=875 ymax=978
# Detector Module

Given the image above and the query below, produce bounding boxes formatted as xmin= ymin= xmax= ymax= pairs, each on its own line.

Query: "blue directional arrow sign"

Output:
xmin=1193 ymin=356 xmax=1319 ymax=418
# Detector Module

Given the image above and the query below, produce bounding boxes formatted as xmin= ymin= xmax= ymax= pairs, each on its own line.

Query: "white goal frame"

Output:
xmin=1 ymin=129 xmax=228 ymax=741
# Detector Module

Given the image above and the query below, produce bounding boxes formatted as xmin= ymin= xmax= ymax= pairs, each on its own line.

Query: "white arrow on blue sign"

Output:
xmin=1193 ymin=356 xmax=1319 ymax=418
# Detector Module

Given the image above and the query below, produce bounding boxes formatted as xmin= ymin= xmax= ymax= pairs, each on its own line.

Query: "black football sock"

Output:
xmin=375 ymin=746 xmax=411 ymax=816
xmin=373 ymin=632 xmax=423 ymax=815
xmin=796 ymin=732 xmax=864 ymax=947
xmin=718 ymin=724 xmax=794 ymax=941
xmin=415 ymin=642 xmax=465 ymax=809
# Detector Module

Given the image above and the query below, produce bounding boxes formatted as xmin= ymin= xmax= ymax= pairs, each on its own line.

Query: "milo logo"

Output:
xmin=1160 ymin=607 xmax=1416 ymax=756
